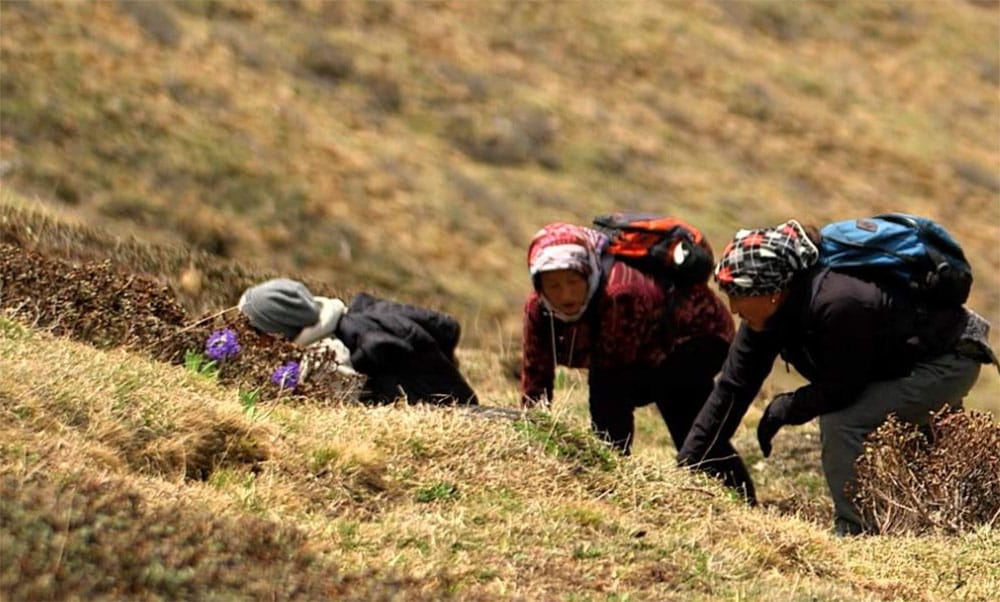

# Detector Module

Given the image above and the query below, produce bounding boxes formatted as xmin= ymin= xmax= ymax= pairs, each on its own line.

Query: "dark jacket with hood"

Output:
xmin=335 ymin=293 xmax=478 ymax=405
xmin=678 ymin=267 xmax=966 ymax=463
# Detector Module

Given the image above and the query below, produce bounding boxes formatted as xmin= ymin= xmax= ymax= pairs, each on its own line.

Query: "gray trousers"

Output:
xmin=818 ymin=352 xmax=982 ymax=533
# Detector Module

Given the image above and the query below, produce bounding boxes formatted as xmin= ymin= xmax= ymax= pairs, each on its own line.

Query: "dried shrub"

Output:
xmin=98 ymin=195 xmax=173 ymax=226
xmin=975 ymin=57 xmax=1000 ymax=85
xmin=0 ymin=242 xmax=198 ymax=363
xmin=435 ymin=62 xmax=490 ymax=102
xmin=164 ymin=77 xmax=232 ymax=110
xmin=117 ymin=0 xmax=181 ymax=47
xmin=213 ymin=23 xmax=277 ymax=69
xmin=728 ymin=82 xmax=775 ymax=122
xmin=716 ymin=0 xmax=815 ymax=42
xmin=173 ymin=212 xmax=237 ymax=257
xmin=0 ymin=242 xmax=360 ymax=405
xmin=361 ymin=0 xmax=395 ymax=25
xmin=176 ymin=0 xmax=261 ymax=20
xmin=444 ymin=106 xmax=556 ymax=166
xmin=300 ymin=40 xmax=355 ymax=82
xmin=853 ymin=409 xmax=1000 ymax=535
xmin=950 ymin=159 xmax=1000 ymax=194
xmin=365 ymin=73 xmax=403 ymax=113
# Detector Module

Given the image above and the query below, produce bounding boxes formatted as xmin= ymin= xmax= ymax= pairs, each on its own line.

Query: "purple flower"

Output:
xmin=205 ymin=328 xmax=241 ymax=361
xmin=271 ymin=361 xmax=300 ymax=391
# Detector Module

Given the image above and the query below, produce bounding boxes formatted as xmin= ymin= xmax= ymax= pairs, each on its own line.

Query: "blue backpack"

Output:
xmin=818 ymin=213 xmax=973 ymax=306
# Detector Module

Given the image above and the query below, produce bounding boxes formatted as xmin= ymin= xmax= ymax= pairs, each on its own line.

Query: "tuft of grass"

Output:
xmin=238 ymin=387 xmax=261 ymax=417
xmin=0 ymin=316 xmax=30 ymax=340
xmin=513 ymin=410 xmax=618 ymax=473
xmin=415 ymin=482 xmax=459 ymax=503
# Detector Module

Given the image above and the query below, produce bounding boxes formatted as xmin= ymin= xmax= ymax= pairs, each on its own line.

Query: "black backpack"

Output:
xmin=592 ymin=212 xmax=714 ymax=288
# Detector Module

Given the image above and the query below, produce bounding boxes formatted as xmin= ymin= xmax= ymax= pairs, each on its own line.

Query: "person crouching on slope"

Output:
xmin=676 ymin=219 xmax=995 ymax=536
xmin=239 ymin=278 xmax=478 ymax=406
xmin=520 ymin=222 xmax=756 ymax=504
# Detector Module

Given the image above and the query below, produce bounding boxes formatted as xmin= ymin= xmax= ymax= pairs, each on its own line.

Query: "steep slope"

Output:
xmin=2 ymin=0 xmax=997 ymax=344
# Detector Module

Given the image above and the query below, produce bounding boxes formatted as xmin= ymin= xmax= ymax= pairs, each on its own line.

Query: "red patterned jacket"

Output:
xmin=520 ymin=261 xmax=735 ymax=406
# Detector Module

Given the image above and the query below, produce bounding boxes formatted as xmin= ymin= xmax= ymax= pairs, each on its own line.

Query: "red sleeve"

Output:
xmin=520 ymin=294 xmax=555 ymax=407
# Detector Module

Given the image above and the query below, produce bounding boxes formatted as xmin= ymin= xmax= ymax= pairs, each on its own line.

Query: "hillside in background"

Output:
xmin=2 ymin=0 xmax=998 ymax=345
xmin=2 ymin=3 xmax=1000 ymax=600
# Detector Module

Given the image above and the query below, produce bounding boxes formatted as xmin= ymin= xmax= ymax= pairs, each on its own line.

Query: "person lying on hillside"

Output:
xmin=520 ymin=222 xmax=756 ymax=504
xmin=676 ymin=219 xmax=996 ymax=536
xmin=238 ymin=278 xmax=478 ymax=406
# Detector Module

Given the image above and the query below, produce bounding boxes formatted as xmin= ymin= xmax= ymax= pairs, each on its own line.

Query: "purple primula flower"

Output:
xmin=205 ymin=328 xmax=241 ymax=361
xmin=271 ymin=361 xmax=300 ymax=391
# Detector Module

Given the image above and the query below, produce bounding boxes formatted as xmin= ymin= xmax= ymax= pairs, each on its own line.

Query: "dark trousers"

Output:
xmin=589 ymin=336 xmax=756 ymax=504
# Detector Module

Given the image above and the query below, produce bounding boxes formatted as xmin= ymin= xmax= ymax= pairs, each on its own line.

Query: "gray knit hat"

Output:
xmin=238 ymin=278 xmax=320 ymax=340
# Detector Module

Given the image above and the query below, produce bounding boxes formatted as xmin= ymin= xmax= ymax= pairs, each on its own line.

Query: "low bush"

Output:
xmin=853 ymin=409 xmax=1000 ymax=535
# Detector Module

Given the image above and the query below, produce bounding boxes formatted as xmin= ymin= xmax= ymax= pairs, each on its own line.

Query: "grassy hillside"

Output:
xmin=2 ymin=316 xmax=998 ymax=601
xmin=1 ymin=185 xmax=998 ymax=601
xmin=2 ymin=0 xmax=998 ymax=343
xmin=2 ymin=2 xmax=1000 ymax=599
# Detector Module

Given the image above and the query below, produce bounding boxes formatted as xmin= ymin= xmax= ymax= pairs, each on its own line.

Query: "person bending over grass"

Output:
xmin=676 ymin=219 xmax=996 ymax=536
xmin=239 ymin=278 xmax=478 ymax=406
xmin=520 ymin=222 xmax=755 ymax=504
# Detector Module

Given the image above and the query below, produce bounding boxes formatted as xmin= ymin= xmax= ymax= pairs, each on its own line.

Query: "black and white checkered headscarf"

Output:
xmin=714 ymin=220 xmax=819 ymax=297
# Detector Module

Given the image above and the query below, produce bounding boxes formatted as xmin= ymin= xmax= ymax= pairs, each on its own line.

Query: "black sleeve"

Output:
xmin=678 ymin=323 xmax=780 ymax=465
xmin=347 ymin=292 xmax=378 ymax=313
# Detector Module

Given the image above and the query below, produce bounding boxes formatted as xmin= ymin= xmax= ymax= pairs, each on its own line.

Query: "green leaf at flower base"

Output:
xmin=239 ymin=387 xmax=261 ymax=417
xmin=184 ymin=350 xmax=219 ymax=381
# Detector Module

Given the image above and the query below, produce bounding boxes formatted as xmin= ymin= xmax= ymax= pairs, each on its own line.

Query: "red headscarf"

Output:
xmin=527 ymin=223 xmax=608 ymax=322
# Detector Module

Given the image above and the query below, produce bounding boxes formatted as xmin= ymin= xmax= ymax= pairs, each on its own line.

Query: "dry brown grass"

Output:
xmin=2 ymin=168 xmax=999 ymax=600
xmin=2 ymin=319 xmax=998 ymax=600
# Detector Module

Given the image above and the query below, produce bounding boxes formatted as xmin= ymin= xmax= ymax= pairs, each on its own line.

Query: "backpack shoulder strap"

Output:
xmin=581 ymin=251 xmax=618 ymax=367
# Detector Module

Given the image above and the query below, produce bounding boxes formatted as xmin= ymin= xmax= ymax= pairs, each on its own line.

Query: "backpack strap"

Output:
xmin=586 ymin=251 xmax=615 ymax=368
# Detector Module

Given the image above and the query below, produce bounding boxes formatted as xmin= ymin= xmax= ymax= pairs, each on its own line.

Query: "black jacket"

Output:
xmin=678 ymin=268 xmax=965 ymax=463
xmin=335 ymin=293 xmax=478 ymax=405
